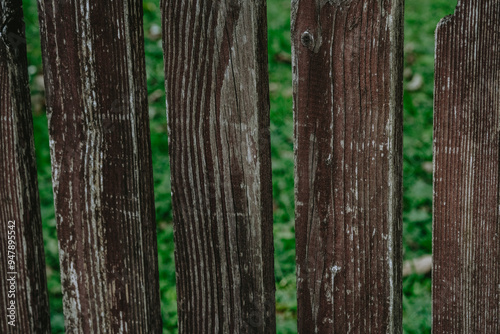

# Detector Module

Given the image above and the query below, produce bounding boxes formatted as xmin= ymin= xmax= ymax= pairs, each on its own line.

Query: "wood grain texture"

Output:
xmin=292 ymin=0 xmax=404 ymax=332
xmin=0 ymin=1 xmax=51 ymax=332
xmin=433 ymin=1 xmax=500 ymax=333
xmin=37 ymin=0 xmax=161 ymax=332
xmin=161 ymin=1 xmax=276 ymax=332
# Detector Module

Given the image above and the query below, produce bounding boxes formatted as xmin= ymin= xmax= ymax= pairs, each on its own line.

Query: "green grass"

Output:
xmin=22 ymin=0 xmax=456 ymax=333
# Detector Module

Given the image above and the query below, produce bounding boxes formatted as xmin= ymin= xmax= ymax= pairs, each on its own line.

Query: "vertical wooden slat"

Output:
xmin=292 ymin=0 xmax=404 ymax=332
xmin=36 ymin=0 xmax=161 ymax=332
xmin=0 ymin=1 xmax=51 ymax=332
xmin=433 ymin=1 xmax=500 ymax=333
xmin=161 ymin=1 xmax=276 ymax=332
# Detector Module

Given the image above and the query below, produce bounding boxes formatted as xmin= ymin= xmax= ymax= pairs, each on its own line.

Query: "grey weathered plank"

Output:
xmin=433 ymin=1 xmax=500 ymax=333
xmin=161 ymin=1 xmax=276 ymax=332
xmin=0 ymin=1 xmax=51 ymax=332
xmin=292 ymin=0 xmax=404 ymax=332
xmin=37 ymin=0 xmax=161 ymax=332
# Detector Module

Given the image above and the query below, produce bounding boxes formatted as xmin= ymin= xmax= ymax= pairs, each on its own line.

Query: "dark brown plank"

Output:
xmin=161 ymin=1 xmax=276 ymax=332
xmin=0 ymin=1 xmax=51 ymax=332
xmin=37 ymin=1 xmax=161 ymax=332
xmin=433 ymin=1 xmax=500 ymax=333
xmin=292 ymin=1 xmax=404 ymax=332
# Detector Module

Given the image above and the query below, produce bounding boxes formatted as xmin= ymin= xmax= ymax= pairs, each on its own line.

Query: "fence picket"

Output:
xmin=161 ymin=1 xmax=276 ymax=332
xmin=433 ymin=1 xmax=500 ymax=332
xmin=0 ymin=1 xmax=51 ymax=332
xmin=37 ymin=0 xmax=161 ymax=332
xmin=4 ymin=0 xmax=500 ymax=331
xmin=292 ymin=1 xmax=404 ymax=332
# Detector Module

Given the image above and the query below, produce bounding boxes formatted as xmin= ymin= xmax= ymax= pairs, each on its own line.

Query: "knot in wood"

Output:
xmin=301 ymin=31 xmax=315 ymax=51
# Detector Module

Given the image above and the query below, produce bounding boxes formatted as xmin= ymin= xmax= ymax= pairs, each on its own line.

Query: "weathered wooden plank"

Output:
xmin=0 ymin=1 xmax=51 ymax=332
xmin=433 ymin=1 xmax=500 ymax=333
xmin=292 ymin=1 xmax=404 ymax=332
xmin=37 ymin=0 xmax=161 ymax=332
xmin=161 ymin=1 xmax=276 ymax=332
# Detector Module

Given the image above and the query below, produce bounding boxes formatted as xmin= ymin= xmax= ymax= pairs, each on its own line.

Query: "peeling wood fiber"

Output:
xmin=292 ymin=0 xmax=404 ymax=332
xmin=433 ymin=1 xmax=500 ymax=333
xmin=0 ymin=0 xmax=51 ymax=332
xmin=37 ymin=0 xmax=162 ymax=332
xmin=161 ymin=1 xmax=276 ymax=332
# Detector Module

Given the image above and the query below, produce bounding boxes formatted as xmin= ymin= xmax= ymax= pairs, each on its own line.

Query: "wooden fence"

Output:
xmin=433 ymin=2 xmax=500 ymax=333
xmin=0 ymin=0 xmax=498 ymax=333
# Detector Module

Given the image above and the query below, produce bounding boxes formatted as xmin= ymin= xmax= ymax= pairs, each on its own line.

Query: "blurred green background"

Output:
xmin=21 ymin=0 xmax=457 ymax=332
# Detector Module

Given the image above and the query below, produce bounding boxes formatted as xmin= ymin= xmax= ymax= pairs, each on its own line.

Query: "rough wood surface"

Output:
xmin=162 ymin=1 xmax=276 ymax=332
xmin=292 ymin=1 xmax=404 ymax=332
xmin=0 ymin=1 xmax=51 ymax=332
xmin=37 ymin=0 xmax=161 ymax=332
xmin=433 ymin=1 xmax=500 ymax=333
